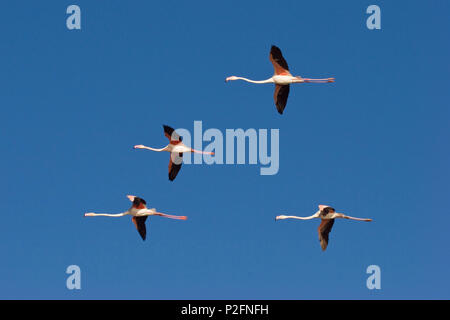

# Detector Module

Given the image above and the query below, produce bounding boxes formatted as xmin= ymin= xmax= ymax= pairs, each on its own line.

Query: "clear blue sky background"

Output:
xmin=0 ymin=1 xmax=449 ymax=299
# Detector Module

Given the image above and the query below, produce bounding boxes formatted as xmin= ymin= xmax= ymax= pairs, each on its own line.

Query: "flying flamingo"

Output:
xmin=134 ymin=125 xmax=214 ymax=181
xmin=84 ymin=195 xmax=187 ymax=240
xmin=226 ymin=45 xmax=335 ymax=114
xmin=276 ymin=205 xmax=372 ymax=251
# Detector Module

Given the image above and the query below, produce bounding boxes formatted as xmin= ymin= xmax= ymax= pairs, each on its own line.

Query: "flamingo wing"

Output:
xmin=129 ymin=196 xmax=147 ymax=210
xmin=274 ymin=84 xmax=290 ymax=114
xmin=319 ymin=205 xmax=336 ymax=214
xmin=163 ymin=125 xmax=182 ymax=142
xmin=318 ymin=219 xmax=335 ymax=251
xmin=168 ymin=153 xmax=183 ymax=181
xmin=132 ymin=216 xmax=148 ymax=240
xmin=270 ymin=45 xmax=291 ymax=76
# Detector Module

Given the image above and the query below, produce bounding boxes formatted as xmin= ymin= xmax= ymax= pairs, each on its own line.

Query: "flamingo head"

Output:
xmin=226 ymin=76 xmax=238 ymax=82
xmin=275 ymin=215 xmax=288 ymax=221
xmin=133 ymin=145 xmax=145 ymax=149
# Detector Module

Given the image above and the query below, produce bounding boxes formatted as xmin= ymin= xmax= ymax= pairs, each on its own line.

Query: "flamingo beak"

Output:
xmin=127 ymin=195 xmax=136 ymax=202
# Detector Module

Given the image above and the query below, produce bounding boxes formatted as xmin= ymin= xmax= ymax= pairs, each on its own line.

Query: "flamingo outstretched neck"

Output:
xmin=134 ymin=145 xmax=167 ymax=152
xmin=226 ymin=76 xmax=274 ymax=84
xmin=275 ymin=215 xmax=317 ymax=220
xmin=84 ymin=212 xmax=125 ymax=217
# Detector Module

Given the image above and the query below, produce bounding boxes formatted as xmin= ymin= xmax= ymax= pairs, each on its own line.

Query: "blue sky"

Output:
xmin=0 ymin=0 xmax=449 ymax=299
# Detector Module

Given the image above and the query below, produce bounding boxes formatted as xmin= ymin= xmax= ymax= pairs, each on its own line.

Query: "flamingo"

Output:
xmin=134 ymin=125 xmax=214 ymax=181
xmin=84 ymin=195 xmax=187 ymax=240
xmin=276 ymin=205 xmax=372 ymax=251
xmin=226 ymin=45 xmax=335 ymax=114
